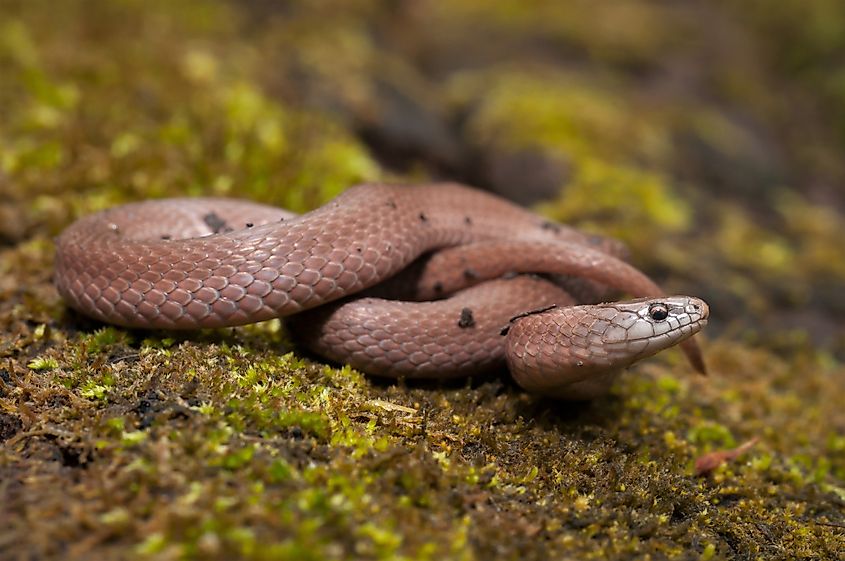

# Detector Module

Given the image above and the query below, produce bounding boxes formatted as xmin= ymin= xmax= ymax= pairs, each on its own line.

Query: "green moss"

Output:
xmin=0 ymin=1 xmax=843 ymax=560
xmin=454 ymin=71 xmax=670 ymax=163
xmin=26 ymin=356 xmax=59 ymax=371
xmin=451 ymin=70 xmax=699 ymax=258
xmin=542 ymin=160 xmax=692 ymax=248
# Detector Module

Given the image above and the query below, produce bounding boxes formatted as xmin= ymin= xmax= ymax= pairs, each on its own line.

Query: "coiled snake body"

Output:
xmin=54 ymin=183 xmax=708 ymax=399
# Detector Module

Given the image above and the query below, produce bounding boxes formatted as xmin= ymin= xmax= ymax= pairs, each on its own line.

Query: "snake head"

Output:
xmin=600 ymin=295 xmax=709 ymax=371
xmin=505 ymin=295 xmax=709 ymax=395
xmin=614 ymin=296 xmax=708 ymax=339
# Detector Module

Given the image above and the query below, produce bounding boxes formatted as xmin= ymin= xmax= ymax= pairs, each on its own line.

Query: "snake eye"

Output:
xmin=649 ymin=303 xmax=669 ymax=321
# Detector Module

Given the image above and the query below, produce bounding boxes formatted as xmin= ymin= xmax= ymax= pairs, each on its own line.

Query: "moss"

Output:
xmin=1 ymin=1 xmax=844 ymax=560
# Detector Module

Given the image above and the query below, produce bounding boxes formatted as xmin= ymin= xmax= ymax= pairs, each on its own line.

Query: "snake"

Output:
xmin=54 ymin=182 xmax=709 ymax=399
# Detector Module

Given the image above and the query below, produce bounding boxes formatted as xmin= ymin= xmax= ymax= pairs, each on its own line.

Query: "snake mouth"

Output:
xmin=626 ymin=315 xmax=709 ymax=343
xmin=601 ymin=313 xmax=708 ymax=366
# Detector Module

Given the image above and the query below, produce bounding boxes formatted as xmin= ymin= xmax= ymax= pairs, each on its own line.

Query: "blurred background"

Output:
xmin=2 ymin=0 xmax=845 ymax=358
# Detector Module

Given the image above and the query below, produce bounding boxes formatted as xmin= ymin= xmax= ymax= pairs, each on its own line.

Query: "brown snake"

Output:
xmin=54 ymin=183 xmax=708 ymax=399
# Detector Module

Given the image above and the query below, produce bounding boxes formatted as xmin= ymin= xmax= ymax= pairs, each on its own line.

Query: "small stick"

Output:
xmin=694 ymin=437 xmax=760 ymax=476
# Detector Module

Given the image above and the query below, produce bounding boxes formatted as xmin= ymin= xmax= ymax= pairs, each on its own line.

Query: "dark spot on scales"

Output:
xmin=464 ymin=216 xmax=472 ymax=226
xmin=419 ymin=212 xmax=427 ymax=222
xmin=386 ymin=200 xmax=397 ymax=209
xmin=160 ymin=234 xmax=171 ymax=240
xmin=463 ymin=269 xmax=479 ymax=280
xmin=203 ymin=212 xmax=233 ymax=234
xmin=540 ymin=221 xmax=561 ymax=234
xmin=433 ymin=282 xmax=444 ymax=294
xmin=501 ymin=304 xmax=558 ymax=335
xmin=245 ymin=222 xmax=254 ymax=228
xmin=458 ymin=308 xmax=475 ymax=328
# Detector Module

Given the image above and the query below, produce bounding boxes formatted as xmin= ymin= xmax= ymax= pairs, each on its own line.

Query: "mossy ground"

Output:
xmin=1 ymin=1 xmax=844 ymax=559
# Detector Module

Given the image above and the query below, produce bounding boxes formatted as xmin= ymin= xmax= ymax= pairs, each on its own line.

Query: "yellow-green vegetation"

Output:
xmin=1 ymin=1 xmax=843 ymax=560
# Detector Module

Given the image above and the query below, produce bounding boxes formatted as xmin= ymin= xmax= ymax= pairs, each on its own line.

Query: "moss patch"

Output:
xmin=1 ymin=1 xmax=843 ymax=560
